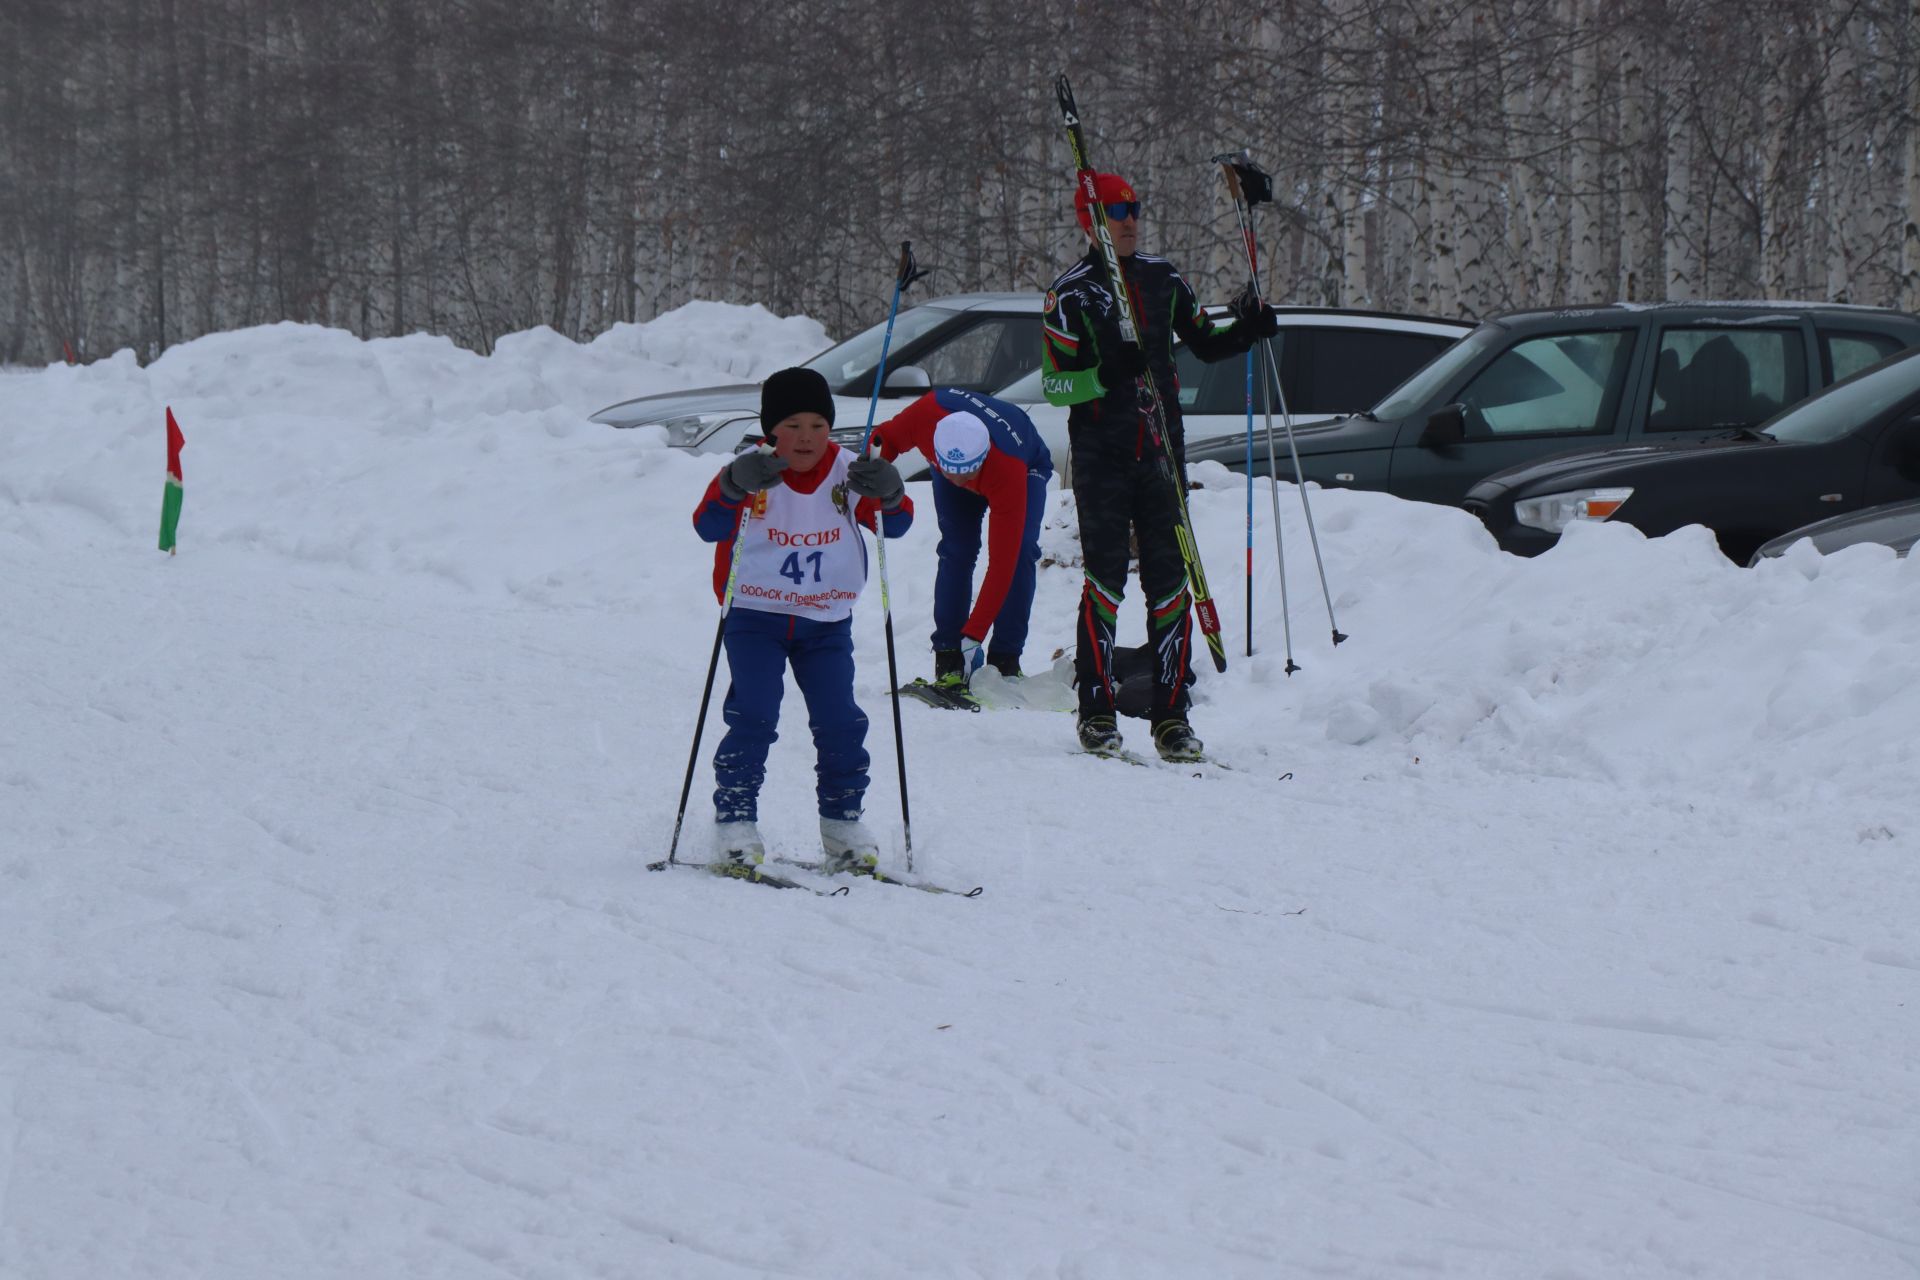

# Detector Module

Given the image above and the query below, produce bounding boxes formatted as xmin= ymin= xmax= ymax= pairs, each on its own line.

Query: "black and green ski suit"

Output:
xmin=1041 ymin=247 xmax=1255 ymax=723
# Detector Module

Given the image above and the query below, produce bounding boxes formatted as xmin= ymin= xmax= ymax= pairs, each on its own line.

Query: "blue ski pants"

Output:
xmin=929 ymin=468 xmax=1047 ymax=660
xmin=712 ymin=607 xmax=869 ymax=823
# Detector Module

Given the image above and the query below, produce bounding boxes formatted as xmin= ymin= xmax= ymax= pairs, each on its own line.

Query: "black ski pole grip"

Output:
xmin=895 ymin=241 xmax=930 ymax=291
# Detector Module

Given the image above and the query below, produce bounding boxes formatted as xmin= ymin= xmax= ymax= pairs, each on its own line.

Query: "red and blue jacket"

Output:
xmin=869 ymin=389 xmax=1051 ymax=643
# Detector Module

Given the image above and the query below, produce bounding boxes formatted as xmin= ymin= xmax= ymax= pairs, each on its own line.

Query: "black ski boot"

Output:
xmin=987 ymin=652 xmax=1022 ymax=679
xmin=932 ymin=648 xmax=966 ymax=690
xmin=1077 ymin=714 xmax=1122 ymax=755
xmin=1152 ymin=718 xmax=1204 ymax=763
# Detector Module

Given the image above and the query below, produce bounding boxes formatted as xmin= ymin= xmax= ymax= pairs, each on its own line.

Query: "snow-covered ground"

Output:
xmin=3 ymin=307 xmax=1917 ymax=1279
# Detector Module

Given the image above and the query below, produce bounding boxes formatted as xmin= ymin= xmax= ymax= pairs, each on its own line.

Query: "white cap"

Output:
xmin=932 ymin=411 xmax=990 ymax=475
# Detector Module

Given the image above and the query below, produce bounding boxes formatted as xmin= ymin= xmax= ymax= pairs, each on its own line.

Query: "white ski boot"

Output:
xmin=819 ymin=817 xmax=880 ymax=875
xmin=713 ymin=820 xmax=766 ymax=869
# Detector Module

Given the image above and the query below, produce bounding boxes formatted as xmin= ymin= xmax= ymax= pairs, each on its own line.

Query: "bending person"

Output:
xmin=869 ymin=388 xmax=1053 ymax=688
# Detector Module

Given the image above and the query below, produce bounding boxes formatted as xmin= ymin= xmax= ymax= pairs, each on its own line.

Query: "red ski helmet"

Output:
xmin=1073 ymin=173 xmax=1139 ymax=234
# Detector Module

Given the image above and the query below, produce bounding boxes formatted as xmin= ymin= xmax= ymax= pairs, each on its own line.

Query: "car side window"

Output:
xmin=914 ymin=317 xmax=1042 ymax=392
xmin=1296 ymin=329 xmax=1452 ymax=415
xmin=1456 ymin=331 xmax=1636 ymax=437
xmin=1823 ymin=330 xmax=1904 ymax=383
xmin=1646 ymin=327 xmax=1806 ymax=431
xmin=1174 ymin=339 xmax=1278 ymax=415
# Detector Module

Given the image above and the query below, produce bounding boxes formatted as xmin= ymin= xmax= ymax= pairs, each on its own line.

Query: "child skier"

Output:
xmin=690 ymin=366 xmax=913 ymax=873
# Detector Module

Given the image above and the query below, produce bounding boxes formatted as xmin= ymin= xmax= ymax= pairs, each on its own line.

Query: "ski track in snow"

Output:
xmin=2 ymin=314 xmax=1918 ymax=1278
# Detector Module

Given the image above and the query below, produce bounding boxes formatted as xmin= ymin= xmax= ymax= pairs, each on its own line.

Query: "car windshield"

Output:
xmin=1761 ymin=349 xmax=1920 ymax=444
xmin=804 ymin=306 xmax=960 ymax=390
xmin=1370 ymin=325 xmax=1503 ymax=420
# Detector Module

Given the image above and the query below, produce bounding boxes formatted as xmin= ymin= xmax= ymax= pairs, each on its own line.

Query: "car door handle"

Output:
xmin=1819 ymin=493 xmax=1844 ymax=502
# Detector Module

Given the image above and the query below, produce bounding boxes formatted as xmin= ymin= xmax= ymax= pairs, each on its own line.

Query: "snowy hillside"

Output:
xmin=2 ymin=307 xmax=1916 ymax=1278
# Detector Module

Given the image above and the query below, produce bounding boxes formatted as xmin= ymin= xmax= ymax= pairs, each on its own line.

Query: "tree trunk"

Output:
xmin=1568 ymin=0 xmax=1607 ymax=302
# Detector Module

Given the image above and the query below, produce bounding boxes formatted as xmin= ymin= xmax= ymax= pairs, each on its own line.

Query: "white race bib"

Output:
xmin=732 ymin=451 xmax=868 ymax=621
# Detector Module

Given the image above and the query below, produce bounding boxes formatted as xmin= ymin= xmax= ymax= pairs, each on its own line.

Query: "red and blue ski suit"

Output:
xmin=869 ymin=389 xmax=1053 ymax=663
xmin=691 ymin=442 xmax=914 ymax=823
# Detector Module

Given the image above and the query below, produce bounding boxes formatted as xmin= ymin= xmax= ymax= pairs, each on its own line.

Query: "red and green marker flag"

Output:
xmin=159 ymin=407 xmax=184 ymax=553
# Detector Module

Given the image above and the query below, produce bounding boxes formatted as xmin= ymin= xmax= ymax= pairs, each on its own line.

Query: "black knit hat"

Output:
xmin=759 ymin=367 xmax=835 ymax=435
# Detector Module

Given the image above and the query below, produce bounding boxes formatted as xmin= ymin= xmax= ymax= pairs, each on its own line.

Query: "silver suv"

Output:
xmin=590 ymin=293 xmax=1041 ymax=456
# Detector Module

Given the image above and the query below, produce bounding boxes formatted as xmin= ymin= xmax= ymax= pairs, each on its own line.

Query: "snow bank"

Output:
xmin=2 ymin=310 xmax=1915 ymax=1279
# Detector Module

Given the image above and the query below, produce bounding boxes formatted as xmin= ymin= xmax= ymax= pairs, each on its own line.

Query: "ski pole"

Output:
xmin=1217 ymin=152 xmax=1294 ymax=670
xmin=1058 ymin=73 xmax=1228 ymax=674
xmin=1216 ymin=150 xmax=1347 ymax=648
xmin=1244 ymin=347 xmax=1254 ymax=658
xmin=1264 ymin=336 xmax=1345 ymax=647
xmin=659 ymin=484 xmax=756 ymax=868
xmin=859 ymin=241 xmax=929 ymax=871
xmin=1258 ymin=340 xmax=1299 ymax=674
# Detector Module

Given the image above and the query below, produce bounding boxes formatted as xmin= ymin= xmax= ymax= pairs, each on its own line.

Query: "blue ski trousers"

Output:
xmin=712 ymin=607 xmax=869 ymax=823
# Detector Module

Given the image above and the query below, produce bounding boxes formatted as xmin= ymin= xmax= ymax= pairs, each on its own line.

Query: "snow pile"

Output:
xmin=1230 ymin=479 xmax=1920 ymax=805
xmin=1 ymin=311 xmax=1915 ymax=1278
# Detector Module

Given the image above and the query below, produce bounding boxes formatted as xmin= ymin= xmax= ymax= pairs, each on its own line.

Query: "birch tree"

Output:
xmin=1567 ymin=0 xmax=1609 ymax=301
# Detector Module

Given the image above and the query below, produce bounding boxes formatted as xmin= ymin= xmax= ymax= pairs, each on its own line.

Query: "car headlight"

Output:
xmin=1513 ymin=486 xmax=1633 ymax=533
xmin=827 ymin=424 xmax=870 ymax=450
xmin=656 ymin=411 xmax=755 ymax=449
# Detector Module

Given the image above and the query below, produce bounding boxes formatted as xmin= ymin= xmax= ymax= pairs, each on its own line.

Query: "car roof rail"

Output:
xmin=1264 ymin=305 xmax=1474 ymax=326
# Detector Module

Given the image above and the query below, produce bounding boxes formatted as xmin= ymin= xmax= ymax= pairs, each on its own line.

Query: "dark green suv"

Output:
xmin=1215 ymin=302 xmax=1920 ymax=505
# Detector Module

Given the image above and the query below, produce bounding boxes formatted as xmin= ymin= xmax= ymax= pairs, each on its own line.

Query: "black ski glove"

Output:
xmin=1230 ymin=283 xmax=1280 ymax=339
xmin=719 ymin=449 xmax=789 ymax=501
xmin=846 ymin=455 xmax=905 ymax=509
xmin=1101 ymin=342 xmax=1149 ymax=389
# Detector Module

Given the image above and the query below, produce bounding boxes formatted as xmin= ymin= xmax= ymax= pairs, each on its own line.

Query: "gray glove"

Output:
xmin=846 ymin=456 xmax=905 ymax=508
xmin=719 ymin=449 xmax=789 ymax=501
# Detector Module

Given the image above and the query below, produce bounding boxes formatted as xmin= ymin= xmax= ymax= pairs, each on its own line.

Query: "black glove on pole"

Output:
xmin=1229 ymin=282 xmax=1280 ymax=339
xmin=1103 ymin=342 xmax=1149 ymax=386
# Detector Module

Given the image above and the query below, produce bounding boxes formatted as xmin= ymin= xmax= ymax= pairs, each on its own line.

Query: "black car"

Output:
xmin=997 ymin=306 xmax=1471 ymax=483
xmin=1750 ymin=497 xmax=1920 ymax=562
xmin=1466 ymin=347 xmax=1920 ymax=563
xmin=1241 ymin=301 xmax=1920 ymax=506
